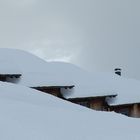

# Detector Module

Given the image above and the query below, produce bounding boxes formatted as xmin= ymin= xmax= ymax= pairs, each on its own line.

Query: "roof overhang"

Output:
xmin=32 ymin=85 xmax=75 ymax=89
xmin=109 ymin=102 xmax=140 ymax=107
xmin=0 ymin=74 xmax=22 ymax=78
xmin=68 ymin=94 xmax=117 ymax=102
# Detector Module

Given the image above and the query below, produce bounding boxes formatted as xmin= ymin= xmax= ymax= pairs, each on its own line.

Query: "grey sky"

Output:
xmin=0 ymin=0 xmax=140 ymax=79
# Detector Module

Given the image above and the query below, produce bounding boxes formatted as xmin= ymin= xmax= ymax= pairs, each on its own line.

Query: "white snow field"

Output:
xmin=0 ymin=48 xmax=140 ymax=106
xmin=0 ymin=48 xmax=140 ymax=139
xmin=0 ymin=82 xmax=139 ymax=140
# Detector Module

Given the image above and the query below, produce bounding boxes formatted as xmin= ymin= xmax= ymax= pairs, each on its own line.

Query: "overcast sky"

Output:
xmin=0 ymin=0 xmax=140 ymax=79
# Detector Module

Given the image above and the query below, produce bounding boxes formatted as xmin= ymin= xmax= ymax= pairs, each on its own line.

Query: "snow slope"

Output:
xmin=0 ymin=48 xmax=77 ymax=86
xmin=0 ymin=82 xmax=140 ymax=140
xmin=0 ymin=48 xmax=110 ymax=97
xmin=1 ymin=48 xmax=140 ymax=105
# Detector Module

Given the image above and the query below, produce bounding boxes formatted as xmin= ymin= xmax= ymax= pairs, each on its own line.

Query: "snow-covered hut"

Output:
xmin=0 ymin=59 xmax=22 ymax=83
xmin=1 ymin=48 xmax=140 ymax=118
xmin=68 ymin=94 xmax=117 ymax=111
xmin=32 ymin=85 xmax=74 ymax=98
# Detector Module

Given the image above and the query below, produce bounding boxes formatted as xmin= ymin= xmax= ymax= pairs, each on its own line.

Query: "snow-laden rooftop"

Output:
xmin=0 ymin=59 xmax=21 ymax=74
xmin=1 ymin=48 xmax=140 ymax=105
xmin=0 ymin=81 xmax=140 ymax=140
xmin=84 ymin=73 xmax=140 ymax=106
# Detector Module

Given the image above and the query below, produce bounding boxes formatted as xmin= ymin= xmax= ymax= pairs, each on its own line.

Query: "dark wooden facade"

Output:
xmin=32 ymin=85 xmax=74 ymax=99
xmin=110 ymin=103 xmax=140 ymax=118
xmin=68 ymin=95 xmax=117 ymax=111
xmin=0 ymin=74 xmax=21 ymax=82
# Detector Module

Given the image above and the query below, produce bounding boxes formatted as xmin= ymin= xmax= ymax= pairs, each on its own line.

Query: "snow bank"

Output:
xmin=0 ymin=82 xmax=140 ymax=140
xmin=1 ymin=48 xmax=140 ymax=105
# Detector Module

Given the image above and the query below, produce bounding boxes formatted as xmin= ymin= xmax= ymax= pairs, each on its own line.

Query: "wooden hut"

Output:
xmin=32 ymin=85 xmax=75 ymax=99
xmin=68 ymin=94 xmax=117 ymax=111
xmin=109 ymin=103 xmax=140 ymax=118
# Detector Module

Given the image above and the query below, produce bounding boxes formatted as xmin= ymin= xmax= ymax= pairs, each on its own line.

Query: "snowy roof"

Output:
xmin=0 ymin=48 xmax=75 ymax=86
xmin=0 ymin=81 xmax=140 ymax=140
xmin=105 ymin=76 xmax=140 ymax=106
xmin=68 ymin=94 xmax=117 ymax=102
xmin=0 ymin=59 xmax=21 ymax=74
xmin=1 ymin=48 xmax=140 ymax=106
xmin=0 ymin=48 xmax=110 ymax=97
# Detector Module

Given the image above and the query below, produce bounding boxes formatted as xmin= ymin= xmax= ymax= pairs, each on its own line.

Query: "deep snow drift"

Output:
xmin=0 ymin=48 xmax=140 ymax=139
xmin=1 ymin=48 xmax=140 ymax=105
xmin=0 ymin=82 xmax=140 ymax=140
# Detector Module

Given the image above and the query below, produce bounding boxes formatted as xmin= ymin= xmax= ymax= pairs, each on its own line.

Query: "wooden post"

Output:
xmin=131 ymin=104 xmax=138 ymax=118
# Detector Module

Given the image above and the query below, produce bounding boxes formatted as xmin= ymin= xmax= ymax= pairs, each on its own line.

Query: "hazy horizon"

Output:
xmin=0 ymin=0 xmax=140 ymax=79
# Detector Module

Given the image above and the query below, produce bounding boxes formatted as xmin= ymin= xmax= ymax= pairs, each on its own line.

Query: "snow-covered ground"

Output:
xmin=0 ymin=48 xmax=140 ymax=139
xmin=1 ymin=48 xmax=140 ymax=106
xmin=1 ymin=48 xmax=140 ymax=105
xmin=0 ymin=81 xmax=140 ymax=140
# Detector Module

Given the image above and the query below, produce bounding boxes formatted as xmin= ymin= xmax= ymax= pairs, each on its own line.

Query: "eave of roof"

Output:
xmin=0 ymin=74 xmax=22 ymax=77
xmin=109 ymin=102 xmax=140 ymax=107
xmin=68 ymin=94 xmax=117 ymax=101
xmin=31 ymin=85 xmax=75 ymax=89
